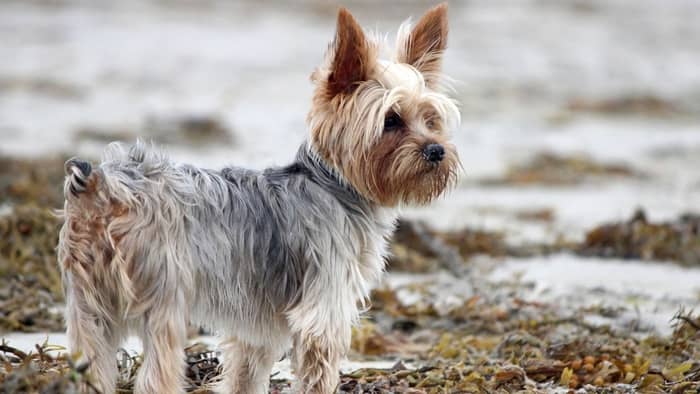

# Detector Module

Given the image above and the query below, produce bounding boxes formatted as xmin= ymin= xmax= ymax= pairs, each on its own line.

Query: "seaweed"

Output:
xmin=566 ymin=95 xmax=683 ymax=117
xmin=75 ymin=115 xmax=235 ymax=148
xmin=579 ymin=209 xmax=700 ymax=266
xmin=0 ymin=340 xmax=93 ymax=394
xmin=0 ymin=77 xmax=84 ymax=100
xmin=0 ymin=156 xmax=66 ymax=208
xmin=0 ymin=341 xmax=221 ymax=394
xmin=0 ymin=205 xmax=64 ymax=333
xmin=388 ymin=220 xmax=473 ymax=273
xmin=480 ymin=152 xmax=643 ymax=186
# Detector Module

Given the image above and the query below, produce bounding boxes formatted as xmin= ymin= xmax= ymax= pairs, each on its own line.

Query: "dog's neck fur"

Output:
xmin=293 ymin=140 xmax=397 ymax=288
xmin=262 ymin=141 xmax=395 ymax=224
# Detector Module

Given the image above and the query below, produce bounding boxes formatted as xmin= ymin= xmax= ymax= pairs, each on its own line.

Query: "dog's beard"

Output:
xmin=383 ymin=144 xmax=459 ymax=206
xmin=350 ymin=133 xmax=459 ymax=206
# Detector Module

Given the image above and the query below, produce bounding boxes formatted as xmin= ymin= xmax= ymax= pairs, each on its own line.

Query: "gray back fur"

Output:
xmin=95 ymin=141 xmax=395 ymax=342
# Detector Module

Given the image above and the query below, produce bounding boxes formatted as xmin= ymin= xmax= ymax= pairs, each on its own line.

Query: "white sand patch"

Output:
xmin=489 ymin=253 xmax=700 ymax=335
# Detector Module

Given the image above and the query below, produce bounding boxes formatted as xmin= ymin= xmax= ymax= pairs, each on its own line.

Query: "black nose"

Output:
xmin=423 ymin=143 xmax=445 ymax=163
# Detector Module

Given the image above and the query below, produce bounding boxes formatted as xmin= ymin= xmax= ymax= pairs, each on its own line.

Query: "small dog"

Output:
xmin=58 ymin=3 xmax=459 ymax=393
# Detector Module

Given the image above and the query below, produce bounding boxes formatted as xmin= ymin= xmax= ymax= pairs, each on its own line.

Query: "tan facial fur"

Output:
xmin=308 ymin=3 xmax=460 ymax=206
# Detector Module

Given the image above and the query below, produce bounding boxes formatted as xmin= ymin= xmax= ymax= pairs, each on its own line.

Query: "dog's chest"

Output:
xmin=349 ymin=208 xmax=397 ymax=294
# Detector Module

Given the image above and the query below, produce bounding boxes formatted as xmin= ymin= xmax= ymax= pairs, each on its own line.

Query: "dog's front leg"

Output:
xmin=134 ymin=312 xmax=187 ymax=394
xmin=287 ymin=286 xmax=355 ymax=394
xmin=291 ymin=329 xmax=348 ymax=394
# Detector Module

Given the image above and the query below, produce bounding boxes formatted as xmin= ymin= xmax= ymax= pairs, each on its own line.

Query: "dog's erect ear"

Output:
xmin=327 ymin=8 xmax=370 ymax=96
xmin=397 ymin=3 xmax=449 ymax=87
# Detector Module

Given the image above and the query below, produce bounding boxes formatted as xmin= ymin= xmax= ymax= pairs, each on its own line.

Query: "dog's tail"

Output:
xmin=63 ymin=158 xmax=94 ymax=198
xmin=62 ymin=141 xmax=162 ymax=203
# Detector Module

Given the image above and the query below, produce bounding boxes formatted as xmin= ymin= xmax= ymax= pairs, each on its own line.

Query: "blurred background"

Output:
xmin=2 ymin=0 xmax=700 ymax=392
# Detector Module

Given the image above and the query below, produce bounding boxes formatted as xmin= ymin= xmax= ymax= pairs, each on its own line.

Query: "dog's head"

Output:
xmin=307 ymin=3 xmax=460 ymax=206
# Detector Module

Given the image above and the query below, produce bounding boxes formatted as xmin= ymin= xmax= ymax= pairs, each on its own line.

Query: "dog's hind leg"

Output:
xmin=214 ymin=338 xmax=281 ymax=394
xmin=64 ymin=280 xmax=126 ymax=393
xmin=134 ymin=310 xmax=187 ymax=394
xmin=60 ymin=159 xmax=128 ymax=392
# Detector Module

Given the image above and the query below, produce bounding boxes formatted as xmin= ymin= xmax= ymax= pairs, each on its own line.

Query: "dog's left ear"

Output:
xmin=397 ymin=3 xmax=449 ymax=88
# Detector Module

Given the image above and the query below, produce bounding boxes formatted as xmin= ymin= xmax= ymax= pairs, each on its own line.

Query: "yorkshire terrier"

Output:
xmin=58 ymin=3 xmax=459 ymax=393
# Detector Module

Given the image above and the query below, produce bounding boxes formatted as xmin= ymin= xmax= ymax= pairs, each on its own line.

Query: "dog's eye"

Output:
xmin=424 ymin=112 xmax=439 ymax=131
xmin=384 ymin=112 xmax=403 ymax=132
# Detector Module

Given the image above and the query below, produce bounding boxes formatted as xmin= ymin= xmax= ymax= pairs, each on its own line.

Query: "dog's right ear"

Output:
xmin=326 ymin=8 xmax=371 ymax=96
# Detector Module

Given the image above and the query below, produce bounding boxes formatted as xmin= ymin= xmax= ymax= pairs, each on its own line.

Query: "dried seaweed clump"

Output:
xmin=580 ymin=209 xmax=700 ymax=265
xmin=0 ymin=156 xmax=66 ymax=208
xmin=481 ymin=153 xmax=642 ymax=186
xmin=567 ymin=95 xmax=682 ymax=117
xmin=114 ymin=343 xmax=221 ymax=393
xmin=420 ymin=312 xmax=700 ymax=392
xmin=0 ymin=205 xmax=63 ymax=332
xmin=0 ymin=341 xmax=93 ymax=394
xmin=75 ymin=114 xmax=235 ymax=147
xmin=0 ymin=342 xmax=223 ymax=394
xmin=437 ymin=228 xmax=508 ymax=261
xmin=388 ymin=219 xmax=505 ymax=273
